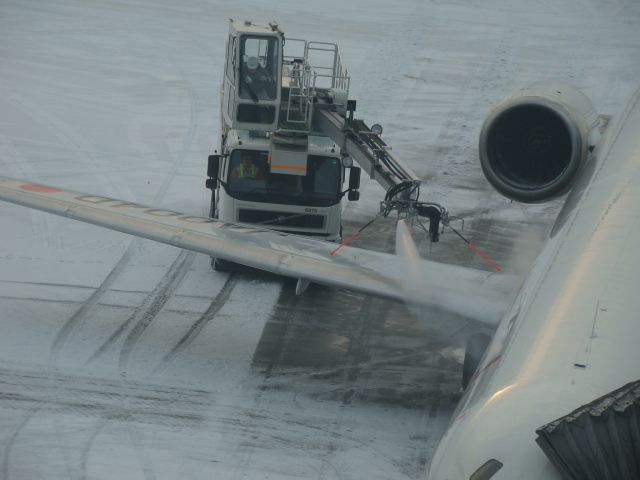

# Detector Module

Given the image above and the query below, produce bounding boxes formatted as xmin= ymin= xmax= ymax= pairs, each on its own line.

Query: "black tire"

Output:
xmin=462 ymin=333 xmax=492 ymax=390
xmin=211 ymin=257 xmax=234 ymax=272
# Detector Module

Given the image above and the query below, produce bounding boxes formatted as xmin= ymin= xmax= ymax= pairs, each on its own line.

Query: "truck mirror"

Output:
xmin=348 ymin=190 xmax=360 ymax=201
xmin=348 ymin=166 xmax=361 ymax=191
xmin=207 ymin=154 xmax=220 ymax=179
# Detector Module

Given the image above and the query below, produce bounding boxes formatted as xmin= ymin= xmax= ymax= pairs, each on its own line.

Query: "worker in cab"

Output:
xmin=232 ymin=152 xmax=261 ymax=180
xmin=242 ymin=56 xmax=275 ymax=101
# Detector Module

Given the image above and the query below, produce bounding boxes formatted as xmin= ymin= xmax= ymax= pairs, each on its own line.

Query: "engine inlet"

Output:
xmin=479 ymin=82 xmax=598 ymax=203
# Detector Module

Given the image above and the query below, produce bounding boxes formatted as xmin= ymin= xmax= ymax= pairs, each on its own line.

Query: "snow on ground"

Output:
xmin=1 ymin=0 xmax=640 ymax=479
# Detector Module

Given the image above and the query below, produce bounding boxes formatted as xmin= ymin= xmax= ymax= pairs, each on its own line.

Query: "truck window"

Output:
xmin=226 ymin=151 xmax=341 ymax=207
xmin=304 ymin=155 xmax=341 ymax=196
xmin=228 ymin=150 xmax=268 ymax=190
xmin=239 ymin=36 xmax=278 ymax=101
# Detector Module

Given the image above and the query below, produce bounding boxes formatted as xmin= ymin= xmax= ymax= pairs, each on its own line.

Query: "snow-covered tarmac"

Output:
xmin=1 ymin=0 xmax=639 ymax=478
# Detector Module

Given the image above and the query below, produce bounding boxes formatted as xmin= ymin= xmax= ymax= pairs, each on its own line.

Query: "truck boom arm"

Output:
xmin=314 ymin=109 xmax=421 ymax=191
xmin=314 ymin=107 xmax=447 ymax=241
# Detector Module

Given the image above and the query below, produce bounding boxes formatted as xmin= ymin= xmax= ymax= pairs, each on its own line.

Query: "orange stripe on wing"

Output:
xmin=19 ymin=184 xmax=62 ymax=193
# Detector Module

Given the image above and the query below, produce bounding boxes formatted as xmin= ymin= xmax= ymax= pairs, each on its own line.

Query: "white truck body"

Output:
xmin=214 ymin=130 xmax=344 ymax=240
xmin=207 ymin=20 xmax=360 ymax=244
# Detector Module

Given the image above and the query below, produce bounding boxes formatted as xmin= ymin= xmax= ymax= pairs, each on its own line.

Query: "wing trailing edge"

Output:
xmin=0 ymin=177 xmax=516 ymax=326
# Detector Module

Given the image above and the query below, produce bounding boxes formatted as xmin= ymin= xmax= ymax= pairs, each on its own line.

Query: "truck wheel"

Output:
xmin=211 ymin=257 xmax=233 ymax=272
xmin=462 ymin=333 xmax=492 ymax=389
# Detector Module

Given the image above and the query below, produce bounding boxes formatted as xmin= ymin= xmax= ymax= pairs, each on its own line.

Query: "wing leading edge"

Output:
xmin=0 ymin=177 xmax=515 ymax=326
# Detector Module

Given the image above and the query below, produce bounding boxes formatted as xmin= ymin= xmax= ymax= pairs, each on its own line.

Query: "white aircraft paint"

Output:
xmin=428 ymin=85 xmax=640 ymax=479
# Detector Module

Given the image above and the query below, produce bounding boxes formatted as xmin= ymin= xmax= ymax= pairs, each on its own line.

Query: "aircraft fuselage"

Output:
xmin=428 ymin=86 xmax=640 ymax=478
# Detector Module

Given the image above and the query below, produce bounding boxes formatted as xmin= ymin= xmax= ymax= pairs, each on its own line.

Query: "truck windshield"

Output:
xmin=227 ymin=150 xmax=341 ymax=207
xmin=239 ymin=36 xmax=278 ymax=101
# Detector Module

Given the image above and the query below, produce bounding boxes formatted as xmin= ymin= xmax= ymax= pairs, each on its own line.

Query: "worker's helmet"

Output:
xmin=246 ymin=56 xmax=259 ymax=72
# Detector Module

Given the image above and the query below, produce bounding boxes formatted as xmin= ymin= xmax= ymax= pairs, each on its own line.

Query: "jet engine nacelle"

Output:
xmin=479 ymin=81 xmax=601 ymax=203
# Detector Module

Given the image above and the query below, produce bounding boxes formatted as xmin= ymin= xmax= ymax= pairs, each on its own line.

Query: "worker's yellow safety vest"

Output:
xmin=239 ymin=162 xmax=257 ymax=179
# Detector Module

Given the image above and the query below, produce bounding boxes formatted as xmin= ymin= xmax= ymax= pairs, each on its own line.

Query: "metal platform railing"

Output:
xmin=305 ymin=41 xmax=349 ymax=92
xmin=280 ymin=38 xmax=351 ymax=131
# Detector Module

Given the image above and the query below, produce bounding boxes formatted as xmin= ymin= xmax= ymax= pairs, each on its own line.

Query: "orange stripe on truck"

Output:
xmin=271 ymin=165 xmax=307 ymax=171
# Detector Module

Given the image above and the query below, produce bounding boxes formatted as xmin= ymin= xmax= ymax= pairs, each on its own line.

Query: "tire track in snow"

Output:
xmin=1 ymin=408 xmax=38 ymax=480
xmin=49 ymin=248 xmax=137 ymax=366
xmin=127 ymin=425 xmax=158 ymax=480
xmin=154 ymin=273 xmax=238 ymax=373
xmin=79 ymin=419 xmax=109 ymax=480
xmin=77 ymin=250 xmax=194 ymax=372
xmin=117 ymin=250 xmax=194 ymax=374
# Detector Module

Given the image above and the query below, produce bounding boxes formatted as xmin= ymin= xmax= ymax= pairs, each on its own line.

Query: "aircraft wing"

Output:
xmin=0 ymin=176 xmax=516 ymax=326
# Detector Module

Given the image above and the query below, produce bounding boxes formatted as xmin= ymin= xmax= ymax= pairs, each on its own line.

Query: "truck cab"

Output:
xmin=214 ymin=130 xmax=345 ymax=240
xmin=222 ymin=20 xmax=282 ymax=131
